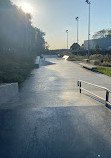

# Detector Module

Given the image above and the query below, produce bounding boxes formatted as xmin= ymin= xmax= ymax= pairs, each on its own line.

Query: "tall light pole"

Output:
xmin=66 ymin=30 xmax=68 ymax=50
xmin=75 ymin=17 xmax=79 ymax=44
xmin=86 ymin=0 xmax=91 ymax=59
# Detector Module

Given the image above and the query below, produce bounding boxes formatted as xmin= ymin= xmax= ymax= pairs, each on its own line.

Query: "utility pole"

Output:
xmin=66 ymin=30 xmax=68 ymax=50
xmin=85 ymin=0 xmax=91 ymax=59
xmin=75 ymin=17 xmax=79 ymax=44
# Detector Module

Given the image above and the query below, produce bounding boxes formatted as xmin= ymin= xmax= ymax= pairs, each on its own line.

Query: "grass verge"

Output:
xmin=96 ymin=67 xmax=111 ymax=77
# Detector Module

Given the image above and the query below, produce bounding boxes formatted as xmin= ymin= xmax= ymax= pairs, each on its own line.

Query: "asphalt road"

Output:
xmin=0 ymin=56 xmax=111 ymax=158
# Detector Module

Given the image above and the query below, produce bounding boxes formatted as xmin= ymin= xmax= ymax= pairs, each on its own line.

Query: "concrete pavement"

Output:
xmin=0 ymin=106 xmax=111 ymax=158
xmin=0 ymin=56 xmax=111 ymax=158
xmin=1 ymin=57 xmax=111 ymax=109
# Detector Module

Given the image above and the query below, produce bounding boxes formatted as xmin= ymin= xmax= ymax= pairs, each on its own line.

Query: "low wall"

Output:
xmin=35 ymin=56 xmax=40 ymax=68
xmin=0 ymin=83 xmax=18 ymax=104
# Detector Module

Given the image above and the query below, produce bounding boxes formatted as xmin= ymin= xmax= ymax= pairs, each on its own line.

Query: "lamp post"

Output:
xmin=66 ymin=30 xmax=68 ymax=50
xmin=75 ymin=17 xmax=79 ymax=44
xmin=85 ymin=0 xmax=91 ymax=59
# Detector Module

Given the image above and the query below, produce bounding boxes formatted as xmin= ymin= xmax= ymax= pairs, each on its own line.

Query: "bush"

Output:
xmin=67 ymin=54 xmax=86 ymax=61
xmin=0 ymin=51 xmax=35 ymax=84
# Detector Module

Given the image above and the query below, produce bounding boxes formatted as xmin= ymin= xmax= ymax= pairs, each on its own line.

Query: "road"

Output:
xmin=0 ymin=56 xmax=111 ymax=158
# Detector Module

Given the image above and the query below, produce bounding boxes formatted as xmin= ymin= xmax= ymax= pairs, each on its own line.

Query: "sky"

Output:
xmin=11 ymin=0 xmax=111 ymax=50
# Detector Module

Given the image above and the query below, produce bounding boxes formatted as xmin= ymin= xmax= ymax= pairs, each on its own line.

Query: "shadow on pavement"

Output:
xmin=82 ymin=92 xmax=111 ymax=110
xmin=40 ymin=60 xmax=56 ymax=67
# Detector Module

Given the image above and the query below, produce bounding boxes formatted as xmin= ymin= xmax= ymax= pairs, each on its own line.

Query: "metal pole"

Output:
xmin=66 ymin=30 xmax=68 ymax=50
xmin=67 ymin=31 xmax=68 ymax=50
xmin=77 ymin=81 xmax=79 ymax=86
xmin=88 ymin=2 xmax=91 ymax=59
xmin=106 ymin=91 xmax=109 ymax=107
xmin=80 ymin=82 xmax=81 ymax=93
xmin=75 ymin=17 xmax=79 ymax=44
xmin=77 ymin=20 xmax=78 ymax=44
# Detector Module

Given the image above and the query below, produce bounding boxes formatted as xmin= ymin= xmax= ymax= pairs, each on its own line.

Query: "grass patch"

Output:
xmin=96 ymin=67 xmax=111 ymax=77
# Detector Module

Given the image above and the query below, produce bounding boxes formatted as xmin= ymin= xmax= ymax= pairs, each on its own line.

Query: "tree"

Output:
xmin=70 ymin=43 xmax=80 ymax=51
xmin=92 ymin=29 xmax=111 ymax=39
xmin=34 ymin=28 xmax=46 ymax=54
xmin=0 ymin=0 xmax=48 ymax=55
xmin=106 ymin=29 xmax=111 ymax=37
xmin=92 ymin=29 xmax=107 ymax=39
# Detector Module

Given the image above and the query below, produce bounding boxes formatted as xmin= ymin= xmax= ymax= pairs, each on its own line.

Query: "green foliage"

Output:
xmin=0 ymin=0 xmax=46 ymax=54
xmin=80 ymin=44 xmax=84 ymax=50
xmin=92 ymin=29 xmax=106 ymax=39
xmin=89 ymin=54 xmax=103 ymax=61
xmin=101 ymin=62 xmax=111 ymax=67
xmin=92 ymin=29 xmax=111 ymax=39
xmin=70 ymin=43 xmax=80 ymax=51
xmin=67 ymin=54 xmax=86 ymax=61
xmin=90 ymin=54 xmax=111 ymax=66
xmin=107 ymin=30 xmax=111 ymax=37
xmin=96 ymin=67 xmax=111 ymax=77
xmin=103 ymin=54 xmax=111 ymax=62
xmin=0 ymin=52 xmax=34 ymax=83
xmin=0 ymin=0 xmax=48 ymax=84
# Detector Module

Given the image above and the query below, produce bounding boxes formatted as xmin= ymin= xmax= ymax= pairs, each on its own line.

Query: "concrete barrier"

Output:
xmin=0 ymin=83 xmax=18 ymax=104
xmin=79 ymin=63 xmax=97 ymax=70
xmin=35 ymin=56 xmax=40 ymax=68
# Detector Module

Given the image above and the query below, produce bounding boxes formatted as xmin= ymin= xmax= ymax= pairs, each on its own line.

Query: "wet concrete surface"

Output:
xmin=1 ymin=106 xmax=111 ymax=158
xmin=0 ymin=56 xmax=111 ymax=158
xmin=1 ymin=56 xmax=111 ymax=109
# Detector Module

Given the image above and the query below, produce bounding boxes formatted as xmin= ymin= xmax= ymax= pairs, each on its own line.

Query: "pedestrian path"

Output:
xmin=1 ymin=56 xmax=111 ymax=158
xmin=0 ymin=57 xmax=111 ymax=109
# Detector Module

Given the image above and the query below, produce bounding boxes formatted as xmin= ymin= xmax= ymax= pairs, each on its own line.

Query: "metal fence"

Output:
xmin=77 ymin=80 xmax=111 ymax=107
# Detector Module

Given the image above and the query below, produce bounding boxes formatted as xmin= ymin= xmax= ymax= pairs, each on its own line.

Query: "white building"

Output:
xmin=84 ymin=37 xmax=111 ymax=50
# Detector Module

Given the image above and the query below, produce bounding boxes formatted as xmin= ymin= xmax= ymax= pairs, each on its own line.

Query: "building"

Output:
xmin=84 ymin=37 xmax=111 ymax=50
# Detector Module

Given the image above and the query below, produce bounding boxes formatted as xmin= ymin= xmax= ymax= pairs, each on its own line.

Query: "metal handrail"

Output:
xmin=77 ymin=80 xmax=111 ymax=107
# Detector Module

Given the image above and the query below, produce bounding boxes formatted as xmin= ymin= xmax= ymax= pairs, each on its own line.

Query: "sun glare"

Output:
xmin=20 ymin=3 xmax=33 ymax=14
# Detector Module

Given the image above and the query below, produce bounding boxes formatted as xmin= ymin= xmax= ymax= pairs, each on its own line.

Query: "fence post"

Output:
xmin=80 ymin=82 xmax=81 ymax=93
xmin=106 ymin=90 xmax=109 ymax=107
xmin=77 ymin=81 xmax=79 ymax=86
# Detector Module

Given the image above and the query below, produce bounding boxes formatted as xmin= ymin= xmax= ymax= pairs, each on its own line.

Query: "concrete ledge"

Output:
xmin=79 ymin=63 xmax=97 ymax=70
xmin=0 ymin=83 xmax=18 ymax=104
xmin=35 ymin=56 xmax=40 ymax=68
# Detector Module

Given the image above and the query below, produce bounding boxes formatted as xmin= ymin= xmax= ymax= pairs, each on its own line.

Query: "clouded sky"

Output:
xmin=11 ymin=0 xmax=111 ymax=49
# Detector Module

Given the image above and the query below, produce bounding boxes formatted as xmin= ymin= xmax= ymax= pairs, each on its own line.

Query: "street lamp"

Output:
xmin=75 ymin=17 xmax=79 ymax=44
xmin=85 ymin=0 xmax=91 ymax=59
xmin=66 ymin=30 xmax=68 ymax=50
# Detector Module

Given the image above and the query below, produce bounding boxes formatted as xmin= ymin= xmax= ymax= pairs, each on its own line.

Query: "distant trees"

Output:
xmin=0 ymin=0 xmax=47 ymax=55
xmin=70 ymin=43 xmax=80 ymax=51
xmin=92 ymin=29 xmax=111 ymax=39
xmin=35 ymin=28 xmax=46 ymax=54
xmin=107 ymin=30 xmax=111 ymax=37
